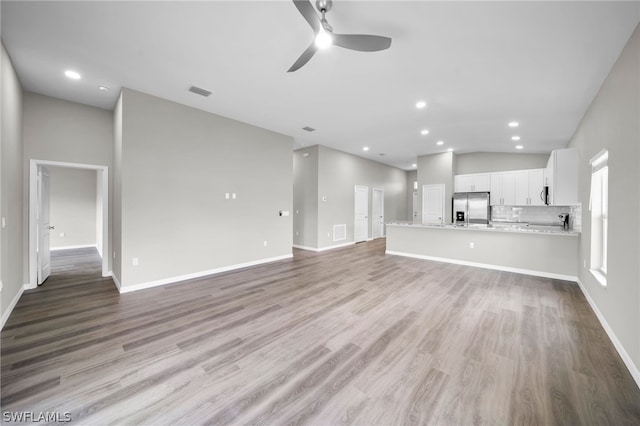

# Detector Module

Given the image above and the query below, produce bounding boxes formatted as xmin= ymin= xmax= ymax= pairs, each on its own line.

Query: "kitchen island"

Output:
xmin=386 ymin=222 xmax=578 ymax=280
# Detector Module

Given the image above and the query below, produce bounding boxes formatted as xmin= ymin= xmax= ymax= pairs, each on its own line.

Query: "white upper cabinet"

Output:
xmin=490 ymin=171 xmax=516 ymax=206
xmin=454 ymin=173 xmax=490 ymax=192
xmin=515 ymin=169 xmax=545 ymax=205
xmin=546 ymin=148 xmax=578 ymax=205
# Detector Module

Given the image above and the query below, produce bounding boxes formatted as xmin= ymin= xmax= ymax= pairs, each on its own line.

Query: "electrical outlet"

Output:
xmin=1 ymin=217 xmax=5 ymax=228
xmin=263 ymin=241 xmax=268 ymax=247
xmin=232 ymin=193 xmax=237 ymax=199
xmin=132 ymin=257 xmax=139 ymax=266
xmin=469 ymin=242 xmax=475 ymax=249
xmin=113 ymin=251 xmax=116 ymax=259
xmin=584 ymin=259 xmax=587 ymax=268
xmin=225 ymin=193 xmax=230 ymax=199
xmin=59 ymin=232 xmax=65 ymax=237
xmin=296 ymin=231 xmax=299 ymax=236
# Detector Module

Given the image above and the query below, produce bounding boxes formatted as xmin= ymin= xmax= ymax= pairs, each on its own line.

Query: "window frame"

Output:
xmin=589 ymin=150 xmax=608 ymax=286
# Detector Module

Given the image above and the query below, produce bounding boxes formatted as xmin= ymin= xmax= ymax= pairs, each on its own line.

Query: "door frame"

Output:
xmin=372 ymin=188 xmax=385 ymax=238
xmin=28 ymin=159 xmax=109 ymax=288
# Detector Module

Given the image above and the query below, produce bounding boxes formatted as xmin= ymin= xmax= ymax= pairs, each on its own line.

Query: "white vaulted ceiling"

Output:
xmin=2 ymin=1 xmax=638 ymax=169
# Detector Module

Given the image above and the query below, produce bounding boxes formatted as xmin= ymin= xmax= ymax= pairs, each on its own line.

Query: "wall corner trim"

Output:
xmin=385 ymin=250 xmax=578 ymax=282
xmin=111 ymin=274 xmax=121 ymax=291
xmin=575 ymin=278 xmax=640 ymax=389
xmin=118 ymin=254 xmax=293 ymax=294
xmin=1 ymin=284 xmax=25 ymax=330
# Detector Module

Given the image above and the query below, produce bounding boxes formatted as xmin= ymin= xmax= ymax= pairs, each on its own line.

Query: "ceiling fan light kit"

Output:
xmin=288 ymin=0 xmax=392 ymax=72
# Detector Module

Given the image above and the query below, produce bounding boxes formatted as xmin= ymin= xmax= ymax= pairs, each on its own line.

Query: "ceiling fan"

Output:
xmin=288 ymin=0 xmax=392 ymax=72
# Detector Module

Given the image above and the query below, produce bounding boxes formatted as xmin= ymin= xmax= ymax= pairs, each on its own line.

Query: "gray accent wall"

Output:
xmin=22 ymin=92 xmax=114 ymax=276
xmin=386 ymin=225 xmax=578 ymax=278
xmin=315 ymin=145 xmax=407 ymax=249
xmin=49 ymin=167 xmax=97 ymax=249
xmin=1 ymin=44 xmax=24 ymax=318
xmin=116 ymin=89 xmax=293 ymax=288
xmin=568 ymin=24 xmax=640 ymax=374
xmin=293 ymin=146 xmax=318 ymax=248
xmin=417 ymin=152 xmax=454 ymax=224
xmin=455 ymin=152 xmax=549 ymax=174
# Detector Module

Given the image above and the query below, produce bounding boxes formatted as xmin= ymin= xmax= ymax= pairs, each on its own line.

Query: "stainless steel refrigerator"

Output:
xmin=452 ymin=192 xmax=490 ymax=226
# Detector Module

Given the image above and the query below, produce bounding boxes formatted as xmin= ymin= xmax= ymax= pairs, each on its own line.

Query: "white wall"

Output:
xmin=568 ymin=24 xmax=640 ymax=380
xmin=116 ymin=88 xmax=293 ymax=289
xmin=293 ymin=146 xmax=318 ymax=248
xmin=48 ymin=167 xmax=97 ymax=249
xmin=1 ymin=43 xmax=24 ymax=325
xmin=316 ymin=145 xmax=407 ymax=249
xmin=22 ymin=92 xmax=113 ymax=277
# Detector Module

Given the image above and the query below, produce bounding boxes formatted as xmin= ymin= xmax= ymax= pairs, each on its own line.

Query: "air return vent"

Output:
xmin=302 ymin=126 xmax=316 ymax=132
xmin=188 ymin=86 xmax=212 ymax=97
xmin=333 ymin=224 xmax=346 ymax=242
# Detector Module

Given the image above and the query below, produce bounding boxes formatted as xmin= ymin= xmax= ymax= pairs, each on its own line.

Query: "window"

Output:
xmin=589 ymin=150 xmax=608 ymax=286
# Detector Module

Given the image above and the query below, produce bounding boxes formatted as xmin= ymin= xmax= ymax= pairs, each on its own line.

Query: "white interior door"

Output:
xmin=372 ymin=188 xmax=384 ymax=239
xmin=422 ymin=184 xmax=445 ymax=224
xmin=354 ymin=185 xmax=369 ymax=242
xmin=37 ymin=167 xmax=51 ymax=284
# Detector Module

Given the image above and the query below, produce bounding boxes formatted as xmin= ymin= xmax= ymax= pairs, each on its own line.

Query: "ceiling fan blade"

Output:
xmin=292 ymin=0 xmax=321 ymax=34
xmin=287 ymin=42 xmax=319 ymax=72
xmin=332 ymin=34 xmax=392 ymax=52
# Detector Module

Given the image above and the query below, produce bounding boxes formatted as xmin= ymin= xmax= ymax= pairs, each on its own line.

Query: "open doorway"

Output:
xmin=28 ymin=159 xmax=109 ymax=288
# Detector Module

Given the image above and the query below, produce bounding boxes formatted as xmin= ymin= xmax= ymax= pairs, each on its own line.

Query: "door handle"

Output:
xmin=48 ymin=226 xmax=55 ymax=230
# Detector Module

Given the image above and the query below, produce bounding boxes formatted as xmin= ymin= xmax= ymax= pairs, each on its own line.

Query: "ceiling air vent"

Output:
xmin=302 ymin=126 xmax=316 ymax=132
xmin=188 ymin=86 xmax=212 ymax=97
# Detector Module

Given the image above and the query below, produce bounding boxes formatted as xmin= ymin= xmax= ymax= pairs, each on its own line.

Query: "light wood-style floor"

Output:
xmin=2 ymin=241 xmax=639 ymax=425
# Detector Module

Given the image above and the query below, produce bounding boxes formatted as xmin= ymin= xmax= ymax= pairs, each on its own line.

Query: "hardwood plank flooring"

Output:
xmin=2 ymin=242 xmax=639 ymax=425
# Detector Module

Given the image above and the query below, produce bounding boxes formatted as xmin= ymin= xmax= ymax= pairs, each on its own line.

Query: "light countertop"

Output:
xmin=387 ymin=221 xmax=579 ymax=237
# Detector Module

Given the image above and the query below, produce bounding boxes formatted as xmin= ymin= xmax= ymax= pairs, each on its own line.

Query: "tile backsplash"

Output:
xmin=492 ymin=204 xmax=581 ymax=229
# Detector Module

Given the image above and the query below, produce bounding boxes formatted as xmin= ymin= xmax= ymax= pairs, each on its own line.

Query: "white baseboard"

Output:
xmin=575 ymin=278 xmax=640 ymax=389
xmin=23 ymin=282 xmax=37 ymax=290
xmin=293 ymin=242 xmax=355 ymax=252
xmin=118 ymin=254 xmax=293 ymax=294
xmin=111 ymin=273 xmax=122 ymax=291
xmin=385 ymin=250 xmax=577 ymax=282
xmin=1 ymin=284 xmax=25 ymax=330
xmin=51 ymin=244 xmax=98 ymax=251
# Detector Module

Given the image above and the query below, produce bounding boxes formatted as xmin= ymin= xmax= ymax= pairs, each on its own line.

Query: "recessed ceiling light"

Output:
xmin=411 ymin=163 xmax=417 ymax=168
xmin=64 ymin=70 xmax=81 ymax=80
xmin=512 ymin=136 xmax=521 ymax=141
xmin=98 ymin=86 xmax=110 ymax=92
xmin=447 ymin=148 xmax=454 ymax=152
xmin=363 ymin=146 xmax=370 ymax=152
xmin=415 ymin=101 xmax=427 ymax=109
xmin=508 ymin=121 xmax=519 ymax=127
xmin=421 ymin=129 xmax=429 ymax=135
xmin=436 ymin=140 xmax=444 ymax=146
xmin=515 ymin=145 xmax=524 ymax=150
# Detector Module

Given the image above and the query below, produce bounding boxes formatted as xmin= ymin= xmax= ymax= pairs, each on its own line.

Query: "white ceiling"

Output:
xmin=2 ymin=1 xmax=638 ymax=170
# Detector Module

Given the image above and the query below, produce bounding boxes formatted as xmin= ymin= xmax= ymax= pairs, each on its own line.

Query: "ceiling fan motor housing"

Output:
xmin=316 ymin=0 xmax=332 ymax=13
